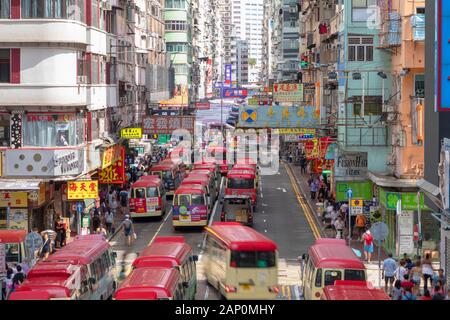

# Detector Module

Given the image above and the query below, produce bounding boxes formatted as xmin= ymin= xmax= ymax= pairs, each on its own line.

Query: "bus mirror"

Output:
xmin=192 ymin=255 xmax=199 ymax=262
xmin=182 ymin=281 xmax=189 ymax=288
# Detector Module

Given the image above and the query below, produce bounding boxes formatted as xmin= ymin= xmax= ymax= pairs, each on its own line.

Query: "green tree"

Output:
xmin=248 ymin=58 xmax=257 ymax=68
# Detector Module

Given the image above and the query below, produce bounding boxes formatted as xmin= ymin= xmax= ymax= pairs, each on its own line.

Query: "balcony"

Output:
xmin=329 ymin=9 xmax=344 ymax=37
xmin=0 ymin=19 xmax=87 ymax=45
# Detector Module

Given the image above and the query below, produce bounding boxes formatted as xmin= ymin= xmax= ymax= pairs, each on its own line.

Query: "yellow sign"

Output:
xmin=67 ymin=181 xmax=99 ymax=200
xmin=102 ymin=145 xmax=123 ymax=169
xmin=121 ymin=128 xmax=142 ymax=139
xmin=0 ymin=192 xmax=28 ymax=207
xmin=277 ymin=128 xmax=316 ymax=135
xmin=351 ymin=199 xmax=363 ymax=207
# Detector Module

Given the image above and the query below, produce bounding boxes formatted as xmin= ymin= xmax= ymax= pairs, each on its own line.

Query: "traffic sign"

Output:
xmin=76 ymin=202 xmax=84 ymax=213
xmin=370 ymin=222 xmax=389 ymax=241
xmin=350 ymin=199 xmax=363 ymax=216
xmin=347 ymin=188 xmax=353 ymax=199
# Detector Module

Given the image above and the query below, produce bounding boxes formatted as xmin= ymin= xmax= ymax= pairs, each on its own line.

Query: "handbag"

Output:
xmin=133 ymin=233 xmax=137 ymax=240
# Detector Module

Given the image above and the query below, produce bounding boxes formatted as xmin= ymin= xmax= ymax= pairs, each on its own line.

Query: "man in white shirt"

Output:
xmin=334 ymin=216 xmax=345 ymax=239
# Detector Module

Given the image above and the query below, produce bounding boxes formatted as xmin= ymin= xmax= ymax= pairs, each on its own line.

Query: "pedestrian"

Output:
xmin=432 ymin=285 xmax=445 ymax=300
xmin=421 ymin=253 xmax=434 ymax=292
xmin=55 ymin=217 xmax=66 ymax=248
xmin=403 ymin=253 xmax=414 ymax=272
xmin=96 ymin=224 xmax=108 ymax=237
xmin=410 ymin=261 xmax=422 ymax=295
xmin=382 ymin=253 xmax=397 ymax=295
xmin=354 ymin=213 xmax=366 ymax=241
xmin=39 ymin=233 xmax=52 ymax=261
xmin=432 ymin=268 xmax=446 ymax=292
xmin=391 ymin=280 xmax=403 ymax=300
xmin=401 ymin=274 xmax=414 ymax=292
xmin=110 ymin=197 xmax=119 ymax=217
xmin=12 ymin=265 xmax=26 ymax=288
xmin=122 ymin=215 xmax=135 ymax=247
xmin=92 ymin=212 xmax=101 ymax=232
xmin=300 ymin=156 xmax=307 ymax=174
xmin=3 ymin=268 xmax=14 ymax=299
xmin=119 ymin=188 xmax=128 ymax=209
xmin=334 ymin=215 xmax=345 ymax=239
xmin=362 ymin=229 xmax=374 ymax=263
xmin=105 ymin=208 xmax=114 ymax=234
xmin=395 ymin=259 xmax=408 ymax=282
xmin=420 ymin=289 xmax=432 ymax=300
xmin=402 ymin=286 xmax=417 ymax=300
xmin=310 ymin=179 xmax=318 ymax=200
xmin=107 ymin=189 xmax=115 ymax=206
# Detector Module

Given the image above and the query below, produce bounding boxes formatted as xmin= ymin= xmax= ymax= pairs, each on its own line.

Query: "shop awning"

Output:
xmin=0 ymin=180 xmax=41 ymax=190
xmin=368 ymin=172 xmax=417 ymax=188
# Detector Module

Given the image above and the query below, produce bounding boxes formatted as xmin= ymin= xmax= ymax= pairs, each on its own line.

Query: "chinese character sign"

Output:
xmin=224 ymin=64 xmax=232 ymax=85
xmin=99 ymin=147 xmax=125 ymax=184
xmin=142 ymin=116 xmax=195 ymax=134
xmin=0 ymin=192 xmax=28 ymax=208
xmin=121 ymin=128 xmax=142 ymax=139
xmin=67 ymin=181 xmax=99 ymax=200
xmin=273 ymin=83 xmax=304 ymax=103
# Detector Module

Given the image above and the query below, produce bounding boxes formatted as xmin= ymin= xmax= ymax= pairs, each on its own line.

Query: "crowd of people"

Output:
xmin=383 ymin=253 xmax=449 ymax=300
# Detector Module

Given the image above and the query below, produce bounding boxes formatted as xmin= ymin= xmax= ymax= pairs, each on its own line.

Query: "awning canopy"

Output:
xmin=368 ymin=172 xmax=417 ymax=188
xmin=0 ymin=180 xmax=41 ymax=190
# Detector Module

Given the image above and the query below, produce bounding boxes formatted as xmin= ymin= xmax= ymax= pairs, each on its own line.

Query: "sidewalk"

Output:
xmin=287 ymin=162 xmax=389 ymax=287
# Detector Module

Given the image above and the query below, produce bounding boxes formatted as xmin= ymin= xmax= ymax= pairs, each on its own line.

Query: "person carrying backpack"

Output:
xmin=362 ymin=229 xmax=374 ymax=263
xmin=355 ymin=214 xmax=367 ymax=241
xmin=122 ymin=215 xmax=135 ymax=247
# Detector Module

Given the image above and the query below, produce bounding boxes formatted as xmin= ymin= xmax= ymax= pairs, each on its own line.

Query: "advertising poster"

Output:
xmin=67 ymin=181 xmax=99 ymax=200
xmin=273 ymin=83 xmax=304 ymax=103
xmin=99 ymin=147 xmax=125 ymax=184
xmin=8 ymin=208 xmax=28 ymax=230
xmin=56 ymin=122 xmax=70 ymax=146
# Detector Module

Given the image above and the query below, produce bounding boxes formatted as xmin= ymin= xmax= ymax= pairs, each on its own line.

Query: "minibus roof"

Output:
xmin=0 ymin=229 xmax=27 ymax=243
xmin=176 ymin=185 xmax=206 ymax=194
xmin=46 ymin=235 xmax=110 ymax=265
xmin=139 ymin=175 xmax=162 ymax=181
xmin=193 ymin=163 xmax=216 ymax=170
xmin=206 ymin=222 xmax=277 ymax=252
xmin=16 ymin=279 xmax=72 ymax=298
xmin=227 ymin=170 xmax=256 ymax=179
xmin=8 ymin=290 xmax=52 ymax=300
xmin=181 ymin=177 xmax=209 ymax=185
xmin=115 ymin=267 xmax=180 ymax=299
xmin=133 ymin=240 xmax=192 ymax=267
xmin=150 ymin=163 xmax=176 ymax=171
xmin=232 ymin=164 xmax=256 ymax=170
xmin=308 ymin=240 xmax=365 ymax=269
xmin=322 ymin=284 xmax=390 ymax=300
xmin=131 ymin=179 xmax=161 ymax=189
xmin=186 ymin=173 xmax=210 ymax=180
xmin=27 ymin=261 xmax=80 ymax=279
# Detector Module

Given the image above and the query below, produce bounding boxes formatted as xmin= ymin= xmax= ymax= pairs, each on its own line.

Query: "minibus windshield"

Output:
xmin=228 ymin=178 xmax=254 ymax=189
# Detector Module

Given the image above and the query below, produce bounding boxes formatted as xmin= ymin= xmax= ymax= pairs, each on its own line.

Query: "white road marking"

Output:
xmin=264 ymin=229 xmax=267 ymax=233
xmin=282 ymin=188 xmax=287 ymax=193
xmin=147 ymin=209 xmax=172 ymax=246
xmin=204 ymin=283 xmax=210 ymax=300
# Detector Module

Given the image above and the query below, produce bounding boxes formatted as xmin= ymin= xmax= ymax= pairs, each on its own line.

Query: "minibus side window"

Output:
xmin=134 ymin=188 xmax=145 ymax=199
xmin=315 ymin=269 xmax=322 ymax=287
xmin=344 ymin=269 xmax=366 ymax=281
xmin=307 ymin=260 xmax=314 ymax=285
xmin=324 ymin=270 xmax=342 ymax=286
xmin=183 ymin=262 xmax=191 ymax=281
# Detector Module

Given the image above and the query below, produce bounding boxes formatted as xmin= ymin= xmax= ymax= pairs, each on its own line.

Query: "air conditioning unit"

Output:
xmin=77 ymin=75 xmax=87 ymax=83
xmin=382 ymin=104 xmax=395 ymax=113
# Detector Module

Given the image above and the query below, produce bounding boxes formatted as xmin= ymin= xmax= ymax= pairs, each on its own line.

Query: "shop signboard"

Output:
xmin=8 ymin=208 xmax=28 ymax=230
xmin=277 ymin=128 xmax=316 ymax=136
xmin=223 ymin=88 xmax=248 ymax=98
xmin=273 ymin=83 xmax=304 ymax=103
xmin=224 ymin=64 xmax=232 ymax=86
xmin=67 ymin=181 xmax=99 ymax=200
xmin=238 ymin=105 xmax=319 ymax=129
xmin=0 ymin=192 xmax=28 ymax=208
xmin=99 ymin=147 xmax=125 ymax=184
xmin=336 ymin=181 xmax=372 ymax=202
xmin=334 ymin=151 xmax=368 ymax=179
xmin=121 ymin=128 xmax=142 ymax=139
xmin=398 ymin=235 xmax=415 ymax=255
xmin=142 ymin=116 xmax=195 ymax=135
xmin=37 ymin=183 xmax=46 ymax=206
xmin=102 ymin=145 xmax=123 ymax=169
xmin=379 ymin=188 xmax=429 ymax=210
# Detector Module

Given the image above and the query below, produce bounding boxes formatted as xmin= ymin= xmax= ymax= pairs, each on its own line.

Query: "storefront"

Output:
xmin=378 ymin=187 xmax=440 ymax=259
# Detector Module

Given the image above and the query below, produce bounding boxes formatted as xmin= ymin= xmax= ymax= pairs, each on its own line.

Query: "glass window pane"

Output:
xmin=348 ymin=46 xmax=355 ymax=61
xmin=0 ymin=49 xmax=10 ymax=83
xmin=366 ymin=46 xmax=373 ymax=61
xmin=0 ymin=0 xmax=10 ymax=18
xmin=357 ymin=46 xmax=365 ymax=61
xmin=324 ymin=270 xmax=342 ymax=286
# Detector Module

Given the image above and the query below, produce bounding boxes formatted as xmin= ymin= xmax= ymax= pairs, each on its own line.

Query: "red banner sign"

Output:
xmin=98 ymin=147 xmax=125 ymax=184
xmin=195 ymin=102 xmax=210 ymax=110
xmin=311 ymin=159 xmax=335 ymax=174
xmin=142 ymin=116 xmax=195 ymax=135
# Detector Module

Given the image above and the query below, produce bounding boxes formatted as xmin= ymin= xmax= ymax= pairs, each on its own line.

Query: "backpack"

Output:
xmin=356 ymin=215 xmax=365 ymax=227
xmin=365 ymin=234 xmax=373 ymax=245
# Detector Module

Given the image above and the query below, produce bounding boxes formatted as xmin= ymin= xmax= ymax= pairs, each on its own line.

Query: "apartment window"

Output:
xmin=92 ymin=0 xmax=99 ymax=28
xmin=353 ymin=101 xmax=382 ymax=116
xmin=0 ymin=49 xmax=10 ymax=83
xmin=165 ymin=20 xmax=187 ymax=31
xmin=0 ymin=0 xmax=10 ymax=18
xmin=77 ymin=51 xmax=88 ymax=83
xmin=166 ymin=43 xmax=188 ymax=53
xmin=91 ymin=55 xmax=99 ymax=84
xmin=348 ymin=37 xmax=373 ymax=62
xmin=415 ymin=74 xmax=425 ymax=98
xmin=416 ymin=7 xmax=425 ymax=14
xmin=174 ymin=64 xmax=189 ymax=74
xmin=165 ymin=0 xmax=185 ymax=9
xmin=0 ymin=114 xmax=10 ymax=147
xmin=23 ymin=114 xmax=84 ymax=147
xmin=21 ymin=0 xmax=84 ymax=21
xmin=352 ymin=0 xmax=377 ymax=22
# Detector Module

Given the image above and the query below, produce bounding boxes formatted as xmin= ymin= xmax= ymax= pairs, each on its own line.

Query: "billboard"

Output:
xmin=273 ymin=83 xmax=304 ymax=103
xmin=238 ymin=105 xmax=319 ymax=128
xmin=224 ymin=64 xmax=232 ymax=86
xmin=223 ymin=88 xmax=248 ymax=98
xmin=437 ymin=0 xmax=450 ymax=111
xmin=334 ymin=151 xmax=368 ymax=179
xmin=67 ymin=181 xmax=98 ymax=200
xmin=142 ymin=116 xmax=195 ymax=134
xmin=99 ymin=147 xmax=125 ymax=184
xmin=121 ymin=128 xmax=142 ymax=139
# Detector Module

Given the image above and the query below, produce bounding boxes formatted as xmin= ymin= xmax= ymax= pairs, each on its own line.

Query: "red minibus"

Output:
xmin=181 ymin=175 xmax=216 ymax=208
xmin=321 ymin=281 xmax=391 ymax=300
xmin=225 ymin=169 xmax=257 ymax=207
xmin=149 ymin=163 xmax=182 ymax=196
xmin=206 ymin=146 xmax=230 ymax=175
xmin=172 ymin=186 xmax=210 ymax=228
xmin=161 ymin=157 xmax=187 ymax=179
xmin=129 ymin=176 xmax=167 ymax=218
xmin=132 ymin=236 xmax=198 ymax=299
xmin=114 ymin=264 xmax=185 ymax=300
xmin=8 ymin=290 xmax=52 ymax=300
xmin=203 ymin=222 xmax=278 ymax=299
xmin=15 ymin=234 xmax=117 ymax=300
xmin=301 ymin=238 xmax=367 ymax=300
xmin=0 ymin=230 xmax=28 ymax=268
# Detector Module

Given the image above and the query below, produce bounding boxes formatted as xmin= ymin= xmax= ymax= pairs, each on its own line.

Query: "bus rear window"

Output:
xmin=163 ymin=170 xmax=173 ymax=179
xmin=133 ymin=188 xmax=146 ymax=199
xmin=151 ymin=171 xmax=163 ymax=179
xmin=230 ymin=251 xmax=276 ymax=268
xmin=147 ymin=187 xmax=158 ymax=197
xmin=228 ymin=178 xmax=254 ymax=189
xmin=344 ymin=269 xmax=366 ymax=281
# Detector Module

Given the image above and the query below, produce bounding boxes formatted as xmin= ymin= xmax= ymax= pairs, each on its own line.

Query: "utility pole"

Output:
xmin=220 ymin=54 xmax=224 ymax=139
